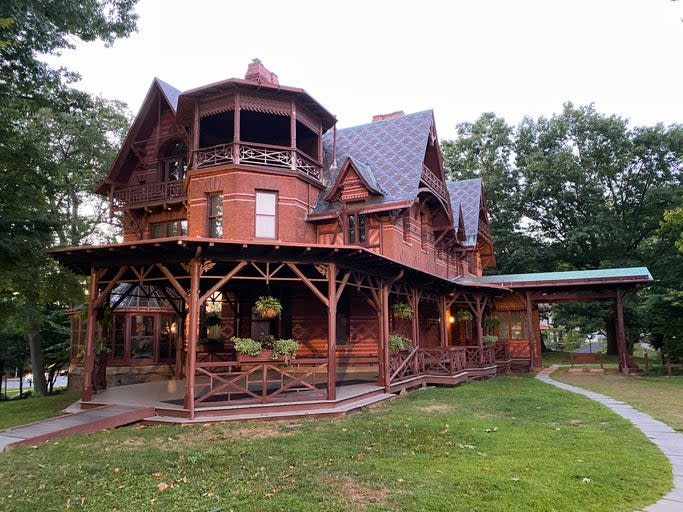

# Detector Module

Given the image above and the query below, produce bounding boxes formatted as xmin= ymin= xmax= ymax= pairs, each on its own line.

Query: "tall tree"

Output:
xmin=0 ymin=0 xmax=138 ymax=395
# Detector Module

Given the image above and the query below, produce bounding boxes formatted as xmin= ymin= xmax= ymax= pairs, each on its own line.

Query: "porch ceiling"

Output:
xmin=50 ymin=238 xmax=461 ymax=294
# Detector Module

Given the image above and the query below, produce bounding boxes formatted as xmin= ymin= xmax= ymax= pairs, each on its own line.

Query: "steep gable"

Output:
xmin=324 ymin=157 xmax=384 ymax=203
xmin=96 ymin=78 xmax=183 ymax=195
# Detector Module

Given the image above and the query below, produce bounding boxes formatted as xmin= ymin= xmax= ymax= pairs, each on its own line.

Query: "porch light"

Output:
xmin=170 ymin=322 xmax=177 ymax=335
xmin=448 ymin=316 xmax=455 ymax=324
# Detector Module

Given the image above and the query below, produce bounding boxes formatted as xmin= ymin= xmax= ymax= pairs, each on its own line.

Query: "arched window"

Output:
xmin=161 ymin=140 xmax=187 ymax=182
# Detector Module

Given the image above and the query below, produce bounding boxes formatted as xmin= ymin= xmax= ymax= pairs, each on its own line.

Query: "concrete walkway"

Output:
xmin=536 ymin=366 xmax=683 ymax=512
xmin=0 ymin=404 xmax=154 ymax=452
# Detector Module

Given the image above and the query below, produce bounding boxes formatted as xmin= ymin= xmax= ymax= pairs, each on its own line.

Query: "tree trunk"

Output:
xmin=26 ymin=306 xmax=48 ymax=396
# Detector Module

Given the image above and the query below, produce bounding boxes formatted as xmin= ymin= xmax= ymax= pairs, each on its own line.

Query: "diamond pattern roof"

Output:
xmin=155 ymin=78 xmax=181 ymax=112
xmin=313 ymin=110 xmax=434 ymax=214
xmin=447 ymin=178 xmax=482 ymax=245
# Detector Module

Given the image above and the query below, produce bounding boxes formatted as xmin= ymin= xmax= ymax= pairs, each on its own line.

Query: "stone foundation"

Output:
xmin=67 ymin=363 xmax=176 ymax=391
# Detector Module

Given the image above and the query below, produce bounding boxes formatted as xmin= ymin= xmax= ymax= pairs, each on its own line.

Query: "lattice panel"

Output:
xmin=199 ymin=95 xmax=235 ymax=118
xmin=240 ymin=95 xmax=290 ymax=116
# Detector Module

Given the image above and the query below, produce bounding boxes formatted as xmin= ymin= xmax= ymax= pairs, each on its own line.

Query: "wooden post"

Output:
xmin=410 ymin=289 xmax=420 ymax=347
xmin=184 ymin=258 xmax=201 ymax=418
xmin=290 ymin=101 xmax=297 ymax=171
xmin=438 ymin=296 xmax=449 ymax=347
xmin=327 ymin=263 xmax=337 ymax=400
xmin=234 ymin=93 xmax=241 ymax=164
xmin=82 ymin=268 xmax=100 ymax=402
xmin=474 ymin=296 xmax=485 ymax=365
xmin=381 ymin=283 xmax=391 ymax=391
xmin=524 ymin=291 xmax=539 ymax=369
xmin=615 ymin=288 xmax=629 ymax=374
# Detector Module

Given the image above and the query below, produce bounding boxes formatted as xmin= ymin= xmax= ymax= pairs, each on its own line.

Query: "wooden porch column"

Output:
xmin=409 ymin=289 xmax=421 ymax=346
xmin=234 ymin=93 xmax=241 ymax=164
xmin=615 ymin=288 xmax=629 ymax=374
xmin=524 ymin=291 xmax=540 ymax=369
xmin=438 ymin=296 xmax=449 ymax=347
xmin=473 ymin=296 xmax=485 ymax=365
xmin=327 ymin=263 xmax=337 ymax=400
xmin=184 ymin=258 xmax=201 ymax=418
xmin=82 ymin=267 xmax=100 ymax=402
xmin=290 ymin=101 xmax=297 ymax=170
xmin=381 ymin=283 xmax=391 ymax=391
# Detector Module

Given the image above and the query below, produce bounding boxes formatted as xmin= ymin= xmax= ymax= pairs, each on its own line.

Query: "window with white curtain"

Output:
xmin=255 ymin=190 xmax=277 ymax=238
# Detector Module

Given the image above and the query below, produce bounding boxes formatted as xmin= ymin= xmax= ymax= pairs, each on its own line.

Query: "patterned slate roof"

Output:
xmin=347 ymin=157 xmax=385 ymax=196
xmin=446 ymin=178 xmax=482 ymax=246
xmin=155 ymin=78 xmax=181 ymax=112
xmin=312 ymin=110 xmax=434 ymax=214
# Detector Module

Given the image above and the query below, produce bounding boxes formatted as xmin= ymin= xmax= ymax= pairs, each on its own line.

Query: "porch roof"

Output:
xmin=50 ymin=238 xmax=466 ymax=294
xmin=457 ymin=267 xmax=653 ymax=289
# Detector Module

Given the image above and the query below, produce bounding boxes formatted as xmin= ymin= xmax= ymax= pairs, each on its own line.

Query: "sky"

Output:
xmin=50 ymin=0 xmax=683 ymax=139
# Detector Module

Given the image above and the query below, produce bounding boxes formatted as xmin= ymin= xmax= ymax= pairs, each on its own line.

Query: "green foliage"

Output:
xmin=388 ymin=333 xmax=413 ymax=353
xmin=272 ymin=338 xmax=299 ymax=364
xmin=0 ymin=378 xmax=671 ymax=511
xmin=482 ymin=335 xmax=499 ymax=343
xmin=232 ymin=337 xmax=262 ymax=356
xmin=253 ymin=296 xmax=282 ymax=318
xmin=391 ymin=302 xmax=413 ymax=320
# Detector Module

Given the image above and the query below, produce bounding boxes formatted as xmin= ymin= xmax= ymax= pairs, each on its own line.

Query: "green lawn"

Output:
xmin=550 ymin=368 xmax=683 ymax=432
xmin=0 ymin=376 xmax=671 ymax=511
xmin=0 ymin=390 xmax=79 ymax=430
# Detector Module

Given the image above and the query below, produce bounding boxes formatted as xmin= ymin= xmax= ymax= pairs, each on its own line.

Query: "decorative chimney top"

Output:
xmin=372 ymin=111 xmax=405 ymax=122
xmin=245 ymin=58 xmax=279 ymax=85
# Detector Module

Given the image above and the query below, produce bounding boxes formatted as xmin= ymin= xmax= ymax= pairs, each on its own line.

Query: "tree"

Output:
xmin=442 ymin=103 xmax=683 ymax=355
xmin=0 ymin=1 xmax=138 ymax=395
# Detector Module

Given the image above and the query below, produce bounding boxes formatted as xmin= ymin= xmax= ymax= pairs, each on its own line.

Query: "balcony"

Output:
xmin=420 ymin=164 xmax=448 ymax=205
xmin=192 ymin=142 xmax=323 ymax=183
xmin=112 ymin=180 xmax=186 ymax=211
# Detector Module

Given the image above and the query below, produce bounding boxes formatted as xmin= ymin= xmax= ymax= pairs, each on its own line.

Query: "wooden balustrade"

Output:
xmin=420 ymin=165 xmax=449 ymax=204
xmin=193 ymin=358 xmax=328 ymax=407
xmin=112 ymin=180 xmax=186 ymax=210
xmin=191 ymin=142 xmax=322 ymax=181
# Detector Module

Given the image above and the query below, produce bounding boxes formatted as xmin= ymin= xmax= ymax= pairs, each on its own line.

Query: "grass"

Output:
xmin=0 ymin=390 xmax=79 ymax=430
xmin=0 ymin=375 xmax=672 ymax=511
xmin=550 ymin=368 xmax=683 ymax=432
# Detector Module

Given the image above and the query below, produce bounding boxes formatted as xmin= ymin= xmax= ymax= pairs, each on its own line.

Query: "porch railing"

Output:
xmin=420 ymin=164 xmax=449 ymax=204
xmin=194 ymin=358 xmax=328 ymax=407
xmin=112 ymin=180 xmax=186 ymax=210
xmin=389 ymin=345 xmax=507 ymax=385
xmin=192 ymin=142 xmax=323 ymax=182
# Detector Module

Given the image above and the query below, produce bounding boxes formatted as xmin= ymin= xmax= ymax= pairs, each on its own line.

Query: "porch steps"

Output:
xmin=0 ymin=404 xmax=155 ymax=451
xmin=144 ymin=392 xmax=396 ymax=425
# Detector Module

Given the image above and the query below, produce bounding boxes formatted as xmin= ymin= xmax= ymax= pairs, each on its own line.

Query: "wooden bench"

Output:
xmin=569 ymin=352 xmax=604 ymax=368
xmin=665 ymin=362 xmax=682 ymax=375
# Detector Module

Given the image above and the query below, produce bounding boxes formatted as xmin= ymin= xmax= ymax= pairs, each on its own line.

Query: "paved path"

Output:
xmin=536 ymin=366 xmax=683 ymax=512
xmin=0 ymin=404 xmax=154 ymax=452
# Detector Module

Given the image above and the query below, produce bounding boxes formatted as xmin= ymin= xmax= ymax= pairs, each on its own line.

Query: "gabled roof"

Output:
xmin=447 ymin=178 xmax=482 ymax=246
xmin=155 ymin=78 xmax=181 ymax=112
xmin=323 ymin=156 xmax=385 ymax=202
xmin=311 ymin=110 xmax=435 ymax=216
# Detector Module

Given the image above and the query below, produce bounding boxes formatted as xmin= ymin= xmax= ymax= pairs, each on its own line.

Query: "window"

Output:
xmin=403 ymin=211 xmax=411 ymax=242
xmin=346 ymin=213 xmax=367 ymax=244
xmin=150 ymin=220 xmax=187 ymax=238
xmin=208 ymin=194 xmax=223 ymax=238
xmin=255 ymin=190 xmax=277 ymax=239
xmin=161 ymin=140 xmax=187 ymax=181
xmin=498 ymin=311 xmax=528 ymax=340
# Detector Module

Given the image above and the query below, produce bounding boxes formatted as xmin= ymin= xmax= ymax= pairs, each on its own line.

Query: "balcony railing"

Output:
xmin=112 ymin=180 xmax=186 ymax=210
xmin=420 ymin=164 xmax=449 ymax=205
xmin=192 ymin=142 xmax=323 ymax=182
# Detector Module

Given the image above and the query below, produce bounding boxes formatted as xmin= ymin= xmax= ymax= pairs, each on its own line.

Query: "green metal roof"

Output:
xmin=455 ymin=267 xmax=653 ymax=288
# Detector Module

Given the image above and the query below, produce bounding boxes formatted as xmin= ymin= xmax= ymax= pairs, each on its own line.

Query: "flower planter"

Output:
xmin=237 ymin=349 xmax=274 ymax=363
xmin=258 ymin=308 xmax=278 ymax=319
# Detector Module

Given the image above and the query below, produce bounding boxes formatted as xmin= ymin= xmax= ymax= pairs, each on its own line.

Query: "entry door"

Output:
xmin=130 ymin=315 xmax=155 ymax=362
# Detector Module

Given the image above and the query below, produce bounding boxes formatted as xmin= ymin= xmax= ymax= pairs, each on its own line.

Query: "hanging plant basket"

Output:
xmin=253 ymin=296 xmax=283 ymax=319
xmin=392 ymin=302 xmax=413 ymax=320
xmin=456 ymin=310 xmax=473 ymax=321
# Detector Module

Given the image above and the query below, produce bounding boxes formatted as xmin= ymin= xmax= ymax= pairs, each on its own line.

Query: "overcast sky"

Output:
xmin=51 ymin=0 xmax=683 ymax=139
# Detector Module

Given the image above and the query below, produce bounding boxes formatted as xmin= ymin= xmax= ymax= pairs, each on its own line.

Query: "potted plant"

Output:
xmin=232 ymin=336 xmax=270 ymax=362
xmin=388 ymin=333 xmax=413 ymax=354
xmin=483 ymin=316 xmax=500 ymax=329
xmin=456 ymin=310 xmax=473 ymax=321
xmin=204 ymin=311 xmax=222 ymax=339
xmin=253 ymin=296 xmax=282 ymax=319
xmin=272 ymin=338 xmax=299 ymax=364
xmin=392 ymin=302 xmax=413 ymax=320
xmin=482 ymin=335 xmax=499 ymax=343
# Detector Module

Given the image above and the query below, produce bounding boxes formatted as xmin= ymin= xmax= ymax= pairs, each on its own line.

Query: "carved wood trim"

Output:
xmin=240 ymin=95 xmax=290 ymax=116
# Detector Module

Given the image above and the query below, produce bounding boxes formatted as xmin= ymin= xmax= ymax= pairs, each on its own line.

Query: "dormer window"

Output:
xmin=161 ymin=140 xmax=187 ymax=182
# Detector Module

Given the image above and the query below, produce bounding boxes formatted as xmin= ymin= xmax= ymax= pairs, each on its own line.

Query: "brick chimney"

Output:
xmin=245 ymin=58 xmax=279 ymax=85
xmin=372 ymin=111 xmax=405 ymax=122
